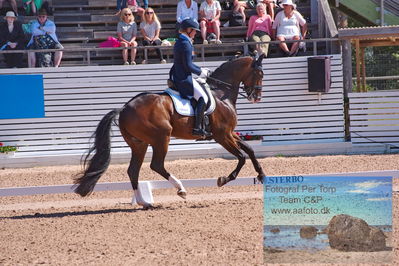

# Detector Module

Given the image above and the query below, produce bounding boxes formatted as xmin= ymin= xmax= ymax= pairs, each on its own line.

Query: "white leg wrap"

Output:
xmin=133 ymin=188 xmax=152 ymax=207
xmin=168 ymin=175 xmax=186 ymax=192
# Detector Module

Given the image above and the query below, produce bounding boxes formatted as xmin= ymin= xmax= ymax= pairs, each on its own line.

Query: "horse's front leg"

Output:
xmin=150 ymin=135 xmax=187 ymax=199
xmin=237 ymin=139 xmax=266 ymax=183
xmin=215 ymin=137 xmax=246 ymax=187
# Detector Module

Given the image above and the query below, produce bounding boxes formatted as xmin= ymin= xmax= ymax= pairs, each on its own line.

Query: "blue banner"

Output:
xmin=0 ymin=75 xmax=45 ymax=119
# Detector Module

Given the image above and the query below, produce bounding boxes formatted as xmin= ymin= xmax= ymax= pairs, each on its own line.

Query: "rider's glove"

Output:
xmin=199 ymin=68 xmax=211 ymax=79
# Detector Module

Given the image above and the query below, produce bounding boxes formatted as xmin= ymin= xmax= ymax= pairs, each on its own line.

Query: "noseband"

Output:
xmin=241 ymin=84 xmax=263 ymax=100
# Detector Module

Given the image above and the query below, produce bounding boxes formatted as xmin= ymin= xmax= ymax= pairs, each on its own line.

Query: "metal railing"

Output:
xmin=352 ymin=75 xmax=399 ymax=91
xmin=0 ymin=38 xmax=341 ymax=68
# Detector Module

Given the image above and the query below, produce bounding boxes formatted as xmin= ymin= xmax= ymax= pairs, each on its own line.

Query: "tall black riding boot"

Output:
xmin=192 ymin=97 xmax=211 ymax=137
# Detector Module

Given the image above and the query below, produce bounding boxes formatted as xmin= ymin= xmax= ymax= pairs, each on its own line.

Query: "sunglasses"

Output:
xmin=124 ymin=13 xmax=132 ymax=16
xmin=145 ymin=12 xmax=154 ymax=14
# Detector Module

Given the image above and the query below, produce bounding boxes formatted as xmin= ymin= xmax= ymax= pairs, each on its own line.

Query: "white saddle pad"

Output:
xmin=165 ymin=87 xmax=216 ymax=116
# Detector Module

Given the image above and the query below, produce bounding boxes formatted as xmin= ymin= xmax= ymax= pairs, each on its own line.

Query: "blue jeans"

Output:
xmin=117 ymin=0 xmax=127 ymax=10
xmin=137 ymin=0 xmax=148 ymax=9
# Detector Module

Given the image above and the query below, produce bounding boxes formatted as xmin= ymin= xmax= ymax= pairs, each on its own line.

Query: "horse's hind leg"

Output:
xmin=215 ymin=135 xmax=246 ymax=187
xmin=150 ymin=137 xmax=187 ymax=199
xmin=237 ymin=139 xmax=266 ymax=183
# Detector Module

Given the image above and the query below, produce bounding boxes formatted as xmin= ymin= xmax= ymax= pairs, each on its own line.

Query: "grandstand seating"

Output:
xmin=0 ymin=0 xmax=321 ymax=67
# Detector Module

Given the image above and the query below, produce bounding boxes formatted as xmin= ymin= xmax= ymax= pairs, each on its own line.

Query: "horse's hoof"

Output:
xmin=177 ymin=190 xmax=187 ymax=199
xmin=257 ymin=175 xmax=265 ymax=184
xmin=142 ymin=204 xmax=154 ymax=210
xmin=217 ymin=176 xmax=227 ymax=187
xmin=134 ymin=200 xmax=153 ymax=209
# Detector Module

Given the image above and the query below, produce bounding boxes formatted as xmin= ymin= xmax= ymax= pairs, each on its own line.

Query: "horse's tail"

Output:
xmin=73 ymin=109 xmax=120 ymax=197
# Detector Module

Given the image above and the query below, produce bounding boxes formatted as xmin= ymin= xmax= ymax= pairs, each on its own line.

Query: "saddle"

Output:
xmin=165 ymin=79 xmax=216 ymax=116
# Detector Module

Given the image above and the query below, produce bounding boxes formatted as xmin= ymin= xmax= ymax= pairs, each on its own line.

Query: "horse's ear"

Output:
xmin=256 ymin=53 xmax=266 ymax=66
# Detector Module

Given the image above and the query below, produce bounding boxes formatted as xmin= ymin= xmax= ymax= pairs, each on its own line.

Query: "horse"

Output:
xmin=74 ymin=54 xmax=267 ymax=208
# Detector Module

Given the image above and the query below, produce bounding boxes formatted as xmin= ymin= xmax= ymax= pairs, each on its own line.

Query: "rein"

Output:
xmin=207 ymin=76 xmax=233 ymax=88
xmin=206 ymin=76 xmax=262 ymax=99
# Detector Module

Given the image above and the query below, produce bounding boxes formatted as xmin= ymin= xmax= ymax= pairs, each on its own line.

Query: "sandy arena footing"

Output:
xmin=0 ymin=155 xmax=398 ymax=265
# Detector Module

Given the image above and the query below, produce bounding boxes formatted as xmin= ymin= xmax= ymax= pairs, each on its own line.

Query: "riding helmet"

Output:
xmin=180 ymin=18 xmax=200 ymax=31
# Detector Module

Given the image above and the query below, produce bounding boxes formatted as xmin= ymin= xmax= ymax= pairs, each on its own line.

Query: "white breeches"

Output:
xmin=192 ymin=78 xmax=209 ymax=104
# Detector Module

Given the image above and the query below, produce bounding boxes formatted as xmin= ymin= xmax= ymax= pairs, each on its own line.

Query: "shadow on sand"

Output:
xmin=1 ymin=205 xmax=179 ymax=220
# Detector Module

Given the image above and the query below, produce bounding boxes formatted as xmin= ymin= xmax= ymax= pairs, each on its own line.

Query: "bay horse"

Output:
xmin=74 ymin=54 xmax=267 ymax=208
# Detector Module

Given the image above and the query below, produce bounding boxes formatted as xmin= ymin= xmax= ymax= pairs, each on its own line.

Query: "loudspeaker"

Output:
xmin=307 ymin=56 xmax=332 ymax=93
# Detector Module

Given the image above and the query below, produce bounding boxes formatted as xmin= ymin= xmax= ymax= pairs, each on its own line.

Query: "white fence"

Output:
xmin=0 ymin=55 xmax=346 ymax=166
xmin=1 ymin=171 xmax=397 ymax=206
xmin=349 ymin=90 xmax=399 ymax=153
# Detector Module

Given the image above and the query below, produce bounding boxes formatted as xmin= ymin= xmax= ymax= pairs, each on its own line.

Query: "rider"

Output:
xmin=169 ymin=18 xmax=212 ymax=137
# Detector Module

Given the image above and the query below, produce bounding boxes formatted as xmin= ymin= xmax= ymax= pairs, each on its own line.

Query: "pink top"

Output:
xmin=246 ymin=15 xmax=273 ymax=38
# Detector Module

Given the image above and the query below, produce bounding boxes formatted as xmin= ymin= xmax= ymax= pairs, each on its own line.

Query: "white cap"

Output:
xmin=280 ymin=0 xmax=296 ymax=9
xmin=5 ymin=11 xmax=16 ymax=19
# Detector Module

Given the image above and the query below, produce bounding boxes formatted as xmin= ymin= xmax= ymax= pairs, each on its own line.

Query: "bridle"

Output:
xmin=207 ymin=64 xmax=264 ymax=100
xmin=242 ymin=64 xmax=264 ymax=100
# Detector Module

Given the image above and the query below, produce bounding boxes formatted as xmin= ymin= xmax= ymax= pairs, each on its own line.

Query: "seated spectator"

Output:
xmin=257 ymin=0 xmax=276 ymax=19
xmin=116 ymin=0 xmax=147 ymax=16
xmin=27 ymin=8 xmax=63 ymax=67
xmin=115 ymin=0 xmax=125 ymax=16
xmin=246 ymin=3 xmax=272 ymax=56
xmin=23 ymin=0 xmax=52 ymax=16
xmin=228 ymin=0 xmax=246 ymax=26
xmin=117 ymin=8 xmax=138 ymax=65
xmin=272 ymin=0 xmax=307 ymax=56
xmin=176 ymin=0 xmax=198 ymax=32
xmin=0 ymin=0 xmax=18 ymax=16
xmin=140 ymin=8 xmax=166 ymax=64
xmin=127 ymin=0 xmax=144 ymax=17
xmin=136 ymin=0 xmax=148 ymax=9
xmin=0 ymin=11 xmax=25 ymax=68
xmin=199 ymin=0 xmax=222 ymax=44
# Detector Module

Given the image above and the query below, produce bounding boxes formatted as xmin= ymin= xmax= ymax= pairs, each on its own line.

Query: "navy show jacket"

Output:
xmin=169 ymin=33 xmax=202 ymax=99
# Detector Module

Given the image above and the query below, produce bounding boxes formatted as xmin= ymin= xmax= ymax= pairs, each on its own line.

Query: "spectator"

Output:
xmin=199 ymin=0 xmax=222 ymax=44
xmin=127 ymin=0 xmax=144 ymax=17
xmin=257 ymin=0 xmax=276 ymax=19
xmin=115 ymin=0 xmax=126 ymax=16
xmin=0 ymin=11 xmax=25 ymax=68
xmin=115 ymin=0 xmax=148 ymax=16
xmin=117 ymin=7 xmax=138 ymax=65
xmin=246 ymin=3 xmax=272 ymax=56
xmin=228 ymin=0 xmax=246 ymax=26
xmin=27 ymin=8 xmax=63 ymax=67
xmin=140 ymin=8 xmax=166 ymax=64
xmin=176 ymin=0 xmax=198 ymax=30
xmin=0 ymin=0 xmax=18 ymax=16
xmin=137 ymin=0 xmax=148 ymax=9
xmin=272 ymin=0 xmax=307 ymax=56
xmin=23 ymin=0 xmax=51 ymax=16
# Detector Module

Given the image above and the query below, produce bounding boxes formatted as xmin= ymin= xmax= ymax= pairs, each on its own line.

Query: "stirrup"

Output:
xmin=193 ymin=128 xmax=211 ymax=137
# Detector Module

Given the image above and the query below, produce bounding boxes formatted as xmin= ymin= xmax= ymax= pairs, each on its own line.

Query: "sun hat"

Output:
xmin=4 ymin=11 xmax=16 ymax=19
xmin=279 ymin=0 xmax=296 ymax=9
